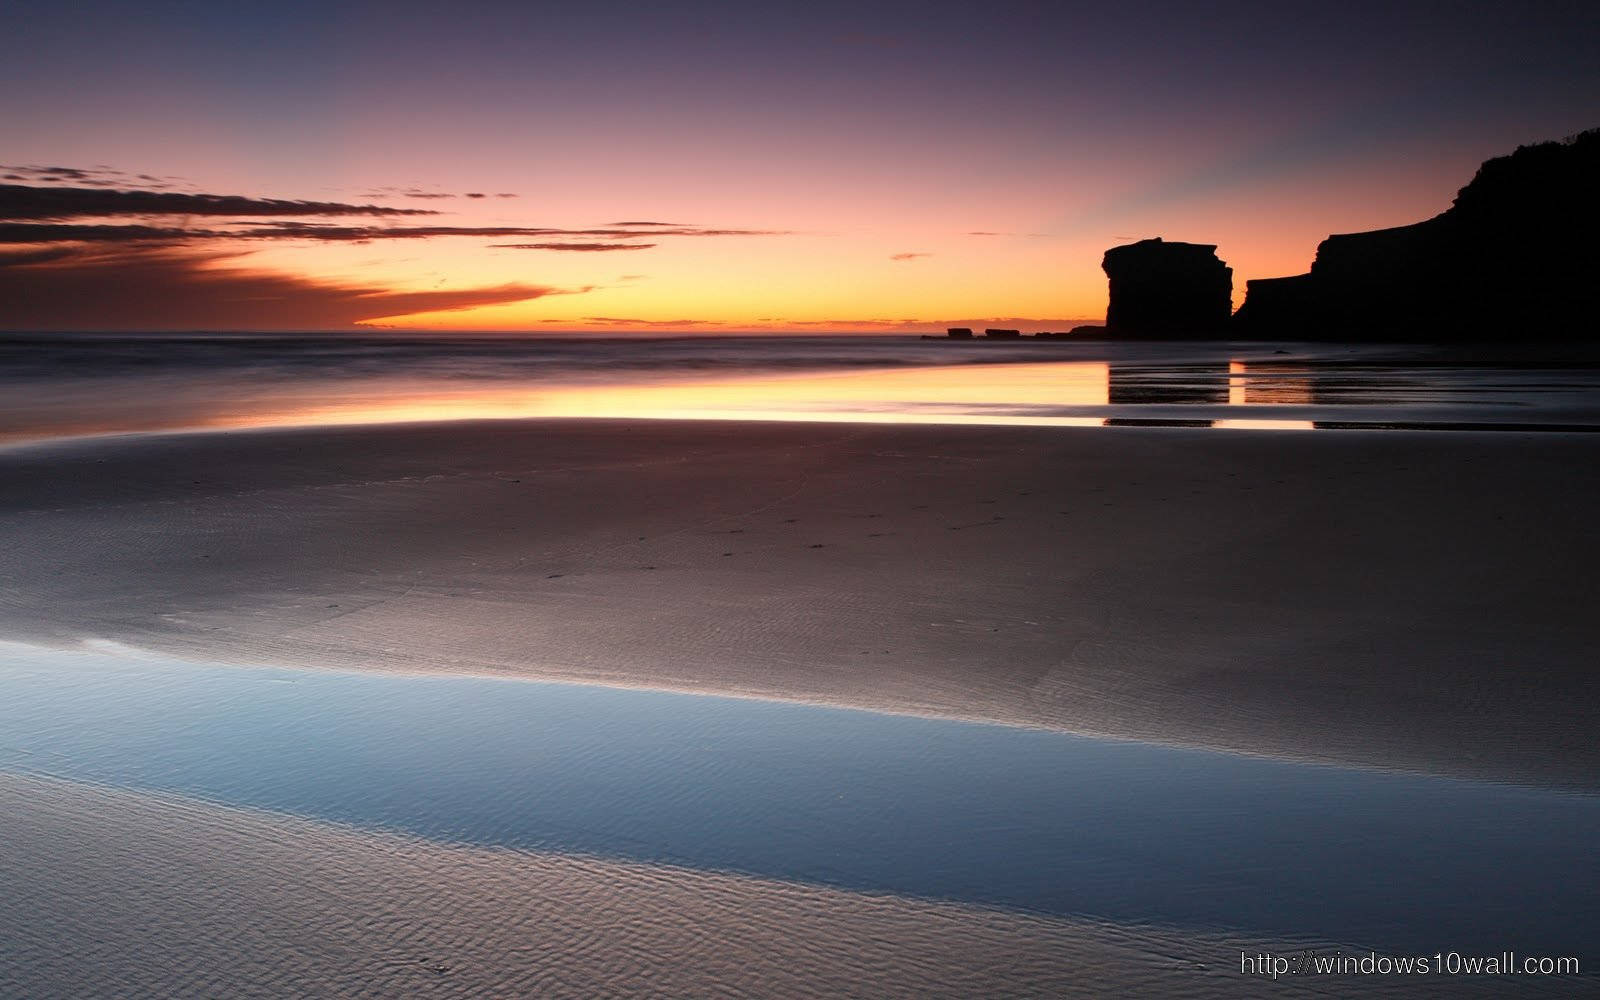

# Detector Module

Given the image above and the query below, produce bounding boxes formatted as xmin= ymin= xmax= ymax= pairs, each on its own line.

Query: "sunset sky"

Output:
xmin=3 ymin=0 xmax=1596 ymax=332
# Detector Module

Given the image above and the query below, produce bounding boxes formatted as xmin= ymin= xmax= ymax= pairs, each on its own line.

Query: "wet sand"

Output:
xmin=1 ymin=417 xmax=1595 ymax=789
xmin=0 ymin=772 xmax=1216 ymax=999
xmin=1 ymin=772 xmax=1577 ymax=999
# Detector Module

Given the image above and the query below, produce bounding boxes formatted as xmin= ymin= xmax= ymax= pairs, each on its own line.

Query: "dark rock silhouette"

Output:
xmin=946 ymin=327 xmax=974 ymax=339
xmin=1101 ymin=239 xmax=1232 ymax=338
xmin=1069 ymin=324 xmax=1107 ymax=337
xmin=1234 ymin=128 xmax=1600 ymax=341
xmin=984 ymin=328 xmax=1021 ymax=339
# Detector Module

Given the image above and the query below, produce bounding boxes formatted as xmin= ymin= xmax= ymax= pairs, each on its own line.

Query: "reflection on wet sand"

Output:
xmin=1229 ymin=360 xmax=1316 ymax=405
xmin=1107 ymin=360 xmax=1335 ymax=407
xmin=1110 ymin=364 xmax=1230 ymax=404
xmin=250 ymin=362 xmax=1118 ymax=432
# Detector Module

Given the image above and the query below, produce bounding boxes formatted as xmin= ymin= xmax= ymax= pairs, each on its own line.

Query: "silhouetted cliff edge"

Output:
xmin=1233 ymin=128 xmax=1599 ymax=341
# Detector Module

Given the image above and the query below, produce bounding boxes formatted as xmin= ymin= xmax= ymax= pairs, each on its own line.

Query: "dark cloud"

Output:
xmin=0 ymin=174 xmax=783 ymax=245
xmin=0 ymin=221 xmax=785 ymax=244
xmin=0 ymin=165 xmax=187 ymax=189
xmin=0 ymin=246 xmax=80 ymax=267
xmin=492 ymin=242 xmax=656 ymax=252
xmin=500 ymin=226 xmax=782 ymax=239
xmin=889 ymin=252 xmax=930 ymax=261
xmin=0 ymin=183 xmax=436 ymax=222
xmin=0 ymin=223 xmax=201 ymax=243
xmin=0 ymin=245 xmax=576 ymax=331
xmin=242 ymin=224 xmax=679 ymax=241
xmin=359 ymin=187 xmax=516 ymax=201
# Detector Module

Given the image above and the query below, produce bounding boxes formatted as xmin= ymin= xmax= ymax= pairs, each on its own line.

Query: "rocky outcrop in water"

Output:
xmin=1101 ymin=239 xmax=1232 ymax=338
xmin=1233 ymin=128 xmax=1600 ymax=340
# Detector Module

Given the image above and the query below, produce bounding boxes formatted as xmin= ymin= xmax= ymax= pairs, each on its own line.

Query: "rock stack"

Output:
xmin=1101 ymin=238 xmax=1232 ymax=338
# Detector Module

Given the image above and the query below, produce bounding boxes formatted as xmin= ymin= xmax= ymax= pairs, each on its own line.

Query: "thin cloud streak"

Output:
xmin=233 ymin=224 xmax=786 ymax=241
xmin=0 ymin=165 xmax=187 ymax=189
xmin=0 ymin=223 xmax=201 ymax=243
xmin=360 ymin=186 xmax=517 ymax=201
xmin=1 ymin=222 xmax=787 ymax=244
xmin=0 ymin=184 xmax=434 ymax=222
xmin=580 ymin=316 xmax=722 ymax=326
xmin=493 ymin=242 xmax=657 ymax=252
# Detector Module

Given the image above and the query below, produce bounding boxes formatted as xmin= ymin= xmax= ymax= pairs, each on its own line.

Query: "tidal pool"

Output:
xmin=0 ymin=641 xmax=1594 ymax=960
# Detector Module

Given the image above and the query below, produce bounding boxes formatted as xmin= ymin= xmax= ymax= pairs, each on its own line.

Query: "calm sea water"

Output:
xmin=3 ymin=333 xmax=1599 ymax=445
xmin=1 ymin=642 xmax=1596 ymax=962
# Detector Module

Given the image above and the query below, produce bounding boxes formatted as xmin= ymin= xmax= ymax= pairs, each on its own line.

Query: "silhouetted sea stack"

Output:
xmin=984 ymin=328 xmax=1022 ymax=339
xmin=1234 ymin=128 xmax=1600 ymax=341
xmin=1101 ymin=239 xmax=1232 ymax=338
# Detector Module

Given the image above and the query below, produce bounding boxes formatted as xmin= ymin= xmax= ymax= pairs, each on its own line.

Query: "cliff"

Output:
xmin=1233 ymin=128 xmax=1600 ymax=340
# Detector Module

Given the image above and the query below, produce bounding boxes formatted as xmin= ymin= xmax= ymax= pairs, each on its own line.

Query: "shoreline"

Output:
xmin=6 ymin=338 xmax=1599 ymax=447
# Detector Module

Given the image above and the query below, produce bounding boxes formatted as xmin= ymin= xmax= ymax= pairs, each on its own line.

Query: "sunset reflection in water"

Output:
xmin=245 ymin=362 xmax=1132 ymax=431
